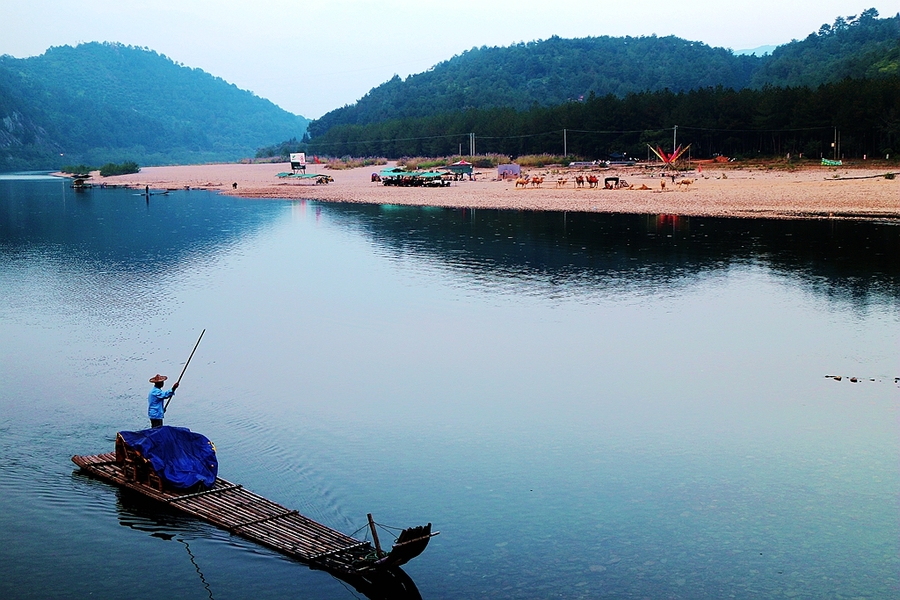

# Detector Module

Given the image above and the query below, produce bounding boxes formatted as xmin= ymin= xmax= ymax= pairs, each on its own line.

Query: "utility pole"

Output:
xmin=673 ymin=125 xmax=678 ymax=153
xmin=563 ymin=129 xmax=567 ymax=157
xmin=833 ymin=127 xmax=837 ymax=160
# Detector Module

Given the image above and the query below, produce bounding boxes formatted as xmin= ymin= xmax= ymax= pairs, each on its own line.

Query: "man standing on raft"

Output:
xmin=148 ymin=374 xmax=178 ymax=428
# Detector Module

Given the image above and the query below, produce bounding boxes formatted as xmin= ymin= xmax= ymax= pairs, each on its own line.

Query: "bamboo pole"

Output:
xmin=165 ymin=329 xmax=205 ymax=411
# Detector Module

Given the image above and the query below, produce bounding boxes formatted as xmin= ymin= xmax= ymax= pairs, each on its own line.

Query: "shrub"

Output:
xmin=60 ymin=164 xmax=95 ymax=175
xmin=398 ymin=157 xmax=441 ymax=170
xmin=324 ymin=157 xmax=387 ymax=170
xmin=398 ymin=154 xmax=510 ymax=170
xmin=99 ymin=161 xmax=140 ymax=177
xmin=516 ymin=154 xmax=566 ymax=168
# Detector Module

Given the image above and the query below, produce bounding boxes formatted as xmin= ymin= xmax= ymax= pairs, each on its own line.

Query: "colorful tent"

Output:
xmin=649 ymin=144 xmax=691 ymax=168
xmin=447 ymin=160 xmax=473 ymax=175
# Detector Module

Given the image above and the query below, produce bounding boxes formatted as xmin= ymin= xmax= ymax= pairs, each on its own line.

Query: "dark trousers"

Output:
xmin=150 ymin=419 xmax=163 ymax=428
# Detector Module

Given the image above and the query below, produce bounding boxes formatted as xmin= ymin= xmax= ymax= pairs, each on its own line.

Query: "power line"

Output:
xmin=678 ymin=125 xmax=834 ymax=133
xmin=307 ymin=132 xmax=470 ymax=148
xmin=306 ymin=124 xmax=844 ymax=152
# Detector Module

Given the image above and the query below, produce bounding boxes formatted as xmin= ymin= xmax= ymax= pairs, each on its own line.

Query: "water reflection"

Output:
xmin=2 ymin=182 xmax=897 ymax=309
xmin=0 ymin=180 xmax=283 ymax=275
xmin=320 ymin=203 xmax=900 ymax=307
xmin=0 ymin=180 xmax=286 ymax=327
xmin=112 ymin=485 xmax=422 ymax=600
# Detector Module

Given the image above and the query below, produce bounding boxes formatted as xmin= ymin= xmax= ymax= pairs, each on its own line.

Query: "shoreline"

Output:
xmin=63 ymin=161 xmax=900 ymax=221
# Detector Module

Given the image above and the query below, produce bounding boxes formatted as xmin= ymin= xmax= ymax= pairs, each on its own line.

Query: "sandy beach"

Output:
xmin=82 ymin=161 xmax=899 ymax=221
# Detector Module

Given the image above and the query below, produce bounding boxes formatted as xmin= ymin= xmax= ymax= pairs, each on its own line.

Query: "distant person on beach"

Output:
xmin=232 ymin=182 xmax=238 ymax=189
xmin=148 ymin=374 xmax=178 ymax=428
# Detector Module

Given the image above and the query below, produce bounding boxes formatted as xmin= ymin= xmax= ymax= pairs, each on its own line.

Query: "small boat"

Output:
xmin=71 ymin=177 xmax=92 ymax=190
xmin=73 ymin=426 xmax=437 ymax=598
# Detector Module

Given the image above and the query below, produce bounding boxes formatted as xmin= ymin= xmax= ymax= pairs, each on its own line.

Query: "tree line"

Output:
xmin=303 ymin=77 xmax=900 ymax=161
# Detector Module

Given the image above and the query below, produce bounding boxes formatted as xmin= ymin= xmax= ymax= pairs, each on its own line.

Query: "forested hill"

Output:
xmin=308 ymin=36 xmax=760 ymax=137
xmin=309 ymin=9 xmax=899 ymax=137
xmin=0 ymin=42 xmax=309 ymax=171
xmin=751 ymin=8 xmax=899 ymax=87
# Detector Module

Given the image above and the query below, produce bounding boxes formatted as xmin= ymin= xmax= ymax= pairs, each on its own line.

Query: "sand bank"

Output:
xmin=84 ymin=161 xmax=899 ymax=221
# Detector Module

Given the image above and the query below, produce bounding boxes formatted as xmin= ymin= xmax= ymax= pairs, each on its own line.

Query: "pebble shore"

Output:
xmin=86 ymin=161 xmax=899 ymax=221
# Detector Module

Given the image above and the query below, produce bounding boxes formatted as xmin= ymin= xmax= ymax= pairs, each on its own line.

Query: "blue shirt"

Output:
xmin=148 ymin=387 xmax=175 ymax=420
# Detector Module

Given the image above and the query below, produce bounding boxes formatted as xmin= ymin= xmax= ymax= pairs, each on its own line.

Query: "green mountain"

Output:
xmin=751 ymin=8 xmax=899 ymax=86
xmin=309 ymin=35 xmax=760 ymax=137
xmin=0 ymin=42 xmax=309 ymax=171
xmin=309 ymin=9 xmax=899 ymax=138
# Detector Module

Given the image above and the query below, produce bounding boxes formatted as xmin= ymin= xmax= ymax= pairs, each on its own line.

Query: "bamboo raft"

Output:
xmin=72 ymin=449 xmax=436 ymax=583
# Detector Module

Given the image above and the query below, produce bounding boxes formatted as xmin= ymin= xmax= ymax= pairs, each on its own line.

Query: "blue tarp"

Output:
xmin=118 ymin=426 xmax=218 ymax=489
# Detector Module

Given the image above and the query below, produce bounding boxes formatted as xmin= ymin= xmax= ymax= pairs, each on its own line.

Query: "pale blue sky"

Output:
xmin=4 ymin=1 xmax=894 ymax=118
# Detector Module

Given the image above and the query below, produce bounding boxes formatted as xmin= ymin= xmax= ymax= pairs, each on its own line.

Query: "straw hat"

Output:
xmin=149 ymin=374 xmax=168 ymax=383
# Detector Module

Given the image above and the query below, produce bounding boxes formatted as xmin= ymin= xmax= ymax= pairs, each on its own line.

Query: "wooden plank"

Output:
xmin=230 ymin=509 xmax=298 ymax=531
xmin=167 ymin=483 xmax=242 ymax=502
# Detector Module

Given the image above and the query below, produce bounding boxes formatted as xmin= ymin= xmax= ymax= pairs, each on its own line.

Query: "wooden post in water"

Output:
xmin=367 ymin=513 xmax=384 ymax=557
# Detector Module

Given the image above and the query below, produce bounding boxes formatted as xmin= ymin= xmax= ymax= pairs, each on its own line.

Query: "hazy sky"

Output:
xmin=4 ymin=1 xmax=894 ymax=119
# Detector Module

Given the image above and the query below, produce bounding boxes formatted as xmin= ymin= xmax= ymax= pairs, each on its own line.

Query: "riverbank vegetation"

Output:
xmin=99 ymin=161 xmax=140 ymax=177
xmin=305 ymin=77 xmax=900 ymax=161
xmin=60 ymin=164 xmax=95 ymax=175
xmin=324 ymin=157 xmax=387 ymax=170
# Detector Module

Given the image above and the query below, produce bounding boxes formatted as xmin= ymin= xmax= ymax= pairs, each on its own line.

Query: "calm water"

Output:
xmin=1 ymin=176 xmax=898 ymax=599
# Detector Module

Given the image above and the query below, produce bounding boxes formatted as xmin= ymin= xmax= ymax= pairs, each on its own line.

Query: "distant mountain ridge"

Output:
xmin=309 ymin=9 xmax=899 ymax=138
xmin=734 ymin=46 xmax=777 ymax=57
xmin=0 ymin=42 xmax=309 ymax=171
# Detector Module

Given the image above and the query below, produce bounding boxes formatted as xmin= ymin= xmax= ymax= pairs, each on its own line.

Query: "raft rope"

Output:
xmin=350 ymin=518 xmax=409 ymax=562
xmin=179 ymin=537 xmax=215 ymax=600
xmin=351 ymin=519 xmax=405 ymax=543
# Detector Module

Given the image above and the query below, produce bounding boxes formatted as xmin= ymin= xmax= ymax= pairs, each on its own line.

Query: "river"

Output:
xmin=1 ymin=175 xmax=898 ymax=599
